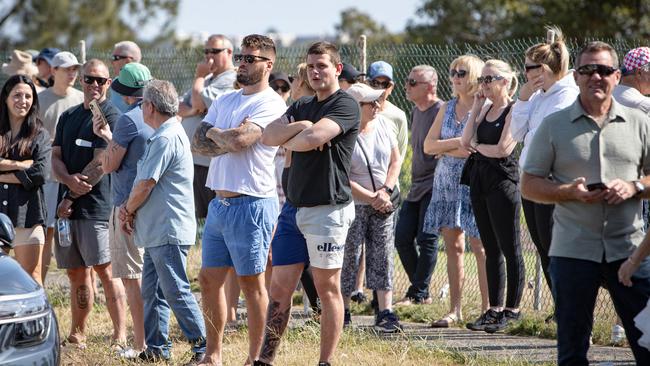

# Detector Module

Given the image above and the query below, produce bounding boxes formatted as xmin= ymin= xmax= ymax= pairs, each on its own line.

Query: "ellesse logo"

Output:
xmin=317 ymin=242 xmax=344 ymax=252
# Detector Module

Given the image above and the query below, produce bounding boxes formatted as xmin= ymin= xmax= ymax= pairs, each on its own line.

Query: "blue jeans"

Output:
xmin=550 ymin=256 xmax=650 ymax=366
xmin=142 ymin=244 xmax=206 ymax=357
xmin=394 ymin=192 xmax=439 ymax=300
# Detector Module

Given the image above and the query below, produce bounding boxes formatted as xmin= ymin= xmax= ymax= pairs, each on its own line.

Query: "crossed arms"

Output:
xmin=191 ymin=119 xmax=264 ymax=157
xmin=261 ymin=114 xmax=342 ymax=151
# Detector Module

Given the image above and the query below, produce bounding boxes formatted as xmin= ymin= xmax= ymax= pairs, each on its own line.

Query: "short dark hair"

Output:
xmin=307 ymin=41 xmax=341 ymax=66
xmin=576 ymin=41 xmax=619 ymax=68
xmin=241 ymin=34 xmax=276 ymax=59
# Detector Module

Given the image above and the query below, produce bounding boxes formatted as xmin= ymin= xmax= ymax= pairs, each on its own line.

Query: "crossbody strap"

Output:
xmin=356 ymin=137 xmax=377 ymax=192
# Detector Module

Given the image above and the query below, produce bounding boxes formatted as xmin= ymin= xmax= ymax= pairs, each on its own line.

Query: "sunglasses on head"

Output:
xmin=576 ymin=64 xmax=618 ymax=77
xmin=233 ymin=54 xmax=271 ymax=64
xmin=477 ymin=75 xmax=505 ymax=84
xmin=111 ymin=54 xmax=131 ymax=61
xmin=368 ymin=79 xmax=390 ymax=89
xmin=271 ymin=83 xmax=290 ymax=93
xmin=524 ymin=64 xmax=543 ymax=72
xmin=406 ymin=78 xmax=428 ymax=87
xmin=83 ymin=75 xmax=109 ymax=86
xmin=204 ymin=48 xmax=226 ymax=55
xmin=449 ymin=69 xmax=467 ymax=78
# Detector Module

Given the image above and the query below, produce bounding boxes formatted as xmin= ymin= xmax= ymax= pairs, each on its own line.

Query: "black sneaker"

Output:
xmin=466 ymin=309 xmax=501 ymax=331
xmin=350 ymin=291 xmax=368 ymax=304
xmin=253 ymin=360 xmax=273 ymax=366
xmin=183 ymin=352 xmax=205 ymax=366
xmin=138 ymin=349 xmax=170 ymax=362
xmin=484 ymin=309 xmax=521 ymax=333
xmin=344 ymin=308 xmax=352 ymax=327
xmin=374 ymin=309 xmax=403 ymax=333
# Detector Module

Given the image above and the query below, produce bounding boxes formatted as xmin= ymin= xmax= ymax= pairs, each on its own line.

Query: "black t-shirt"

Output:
xmin=53 ymin=99 xmax=119 ymax=220
xmin=285 ymin=90 xmax=360 ymax=207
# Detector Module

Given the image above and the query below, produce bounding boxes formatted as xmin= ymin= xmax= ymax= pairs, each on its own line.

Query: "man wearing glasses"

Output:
xmin=51 ymin=59 xmax=127 ymax=350
xmin=109 ymin=40 xmax=142 ymax=113
xmin=191 ymin=34 xmax=287 ymax=366
xmin=522 ymin=42 xmax=650 ymax=365
xmin=179 ymin=34 xmax=236 ymax=224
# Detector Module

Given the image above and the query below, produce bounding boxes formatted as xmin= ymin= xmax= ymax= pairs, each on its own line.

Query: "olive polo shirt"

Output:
xmin=524 ymin=98 xmax=650 ymax=263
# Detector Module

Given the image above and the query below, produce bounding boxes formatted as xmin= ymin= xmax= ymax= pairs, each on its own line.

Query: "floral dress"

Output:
xmin=423 ymin=98 xmax=480 ymax=237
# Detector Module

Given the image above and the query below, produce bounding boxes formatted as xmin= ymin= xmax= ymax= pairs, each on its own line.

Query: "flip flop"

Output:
xmin=431 ymin=314 xmax=460 ymax=328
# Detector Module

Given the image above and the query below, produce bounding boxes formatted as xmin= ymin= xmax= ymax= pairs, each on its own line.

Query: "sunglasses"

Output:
xmin=83 ymin=75 xmax=109 ymax=86
xmin=368 ymin=79 xmax=391 ymax=89
xmin=576 ymin=64 xmax=618 ymax=77
xmin=233 ymin=54 xmax=271 ymax=64
xmin=524 ymin=64 xmax=543 ymax=72
xmin=449 ymin=69 xmax=467 ymax=78
xmin=406 ymin=78 xmax=428 ymax=87
xmin=360 ymin=100 xmax=380 ymax=107
xmin=477 ymin=75 xmax=505 ymax=84
xmin=111 ymin=55 xmax=131 ymax=61
xmin=204 ymin=48 xmax=226 ymax=55
xmin=271 ymin=83 xmax=290 ymax=93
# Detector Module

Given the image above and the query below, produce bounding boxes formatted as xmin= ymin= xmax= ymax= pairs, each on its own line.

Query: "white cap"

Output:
xmin=345 ymin=83 xmax=384 ymax=103
xmin=50 ymin=51 xmax=81 ymax=68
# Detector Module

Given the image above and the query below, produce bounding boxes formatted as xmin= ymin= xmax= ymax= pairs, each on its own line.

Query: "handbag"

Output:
xmin=356 ymin=138 xmax=401 ymax=215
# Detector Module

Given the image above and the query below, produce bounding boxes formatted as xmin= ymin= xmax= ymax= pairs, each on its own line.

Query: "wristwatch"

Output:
xmin=633 ymin=180 xmax=645 ymax=196
xmin=383 ymin=186 xmax=394 ymax=194
xmin=63 ymin=190 xmax=76 ymax=202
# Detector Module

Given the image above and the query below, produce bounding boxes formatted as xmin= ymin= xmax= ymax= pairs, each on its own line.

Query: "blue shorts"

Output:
xmin=202 ymin=195 xmax=278 ymax=275
xmin=271 ymin=202 xmax=309 ymax=266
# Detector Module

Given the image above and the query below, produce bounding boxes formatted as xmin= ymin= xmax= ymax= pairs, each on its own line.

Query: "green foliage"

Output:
xmin=335 ymin=7 xmax=404 ymax=44
xmin=0 ymin=0 xmax=178 ymax=49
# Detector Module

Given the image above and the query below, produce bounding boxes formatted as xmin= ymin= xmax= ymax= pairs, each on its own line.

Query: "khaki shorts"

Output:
xmin=296 ymin=201 xmax=355 ymax=269
xmin=109 ymin=207 xmax=144 ymax=279
xmin=14 ymin=225 xmax=45 ymax=246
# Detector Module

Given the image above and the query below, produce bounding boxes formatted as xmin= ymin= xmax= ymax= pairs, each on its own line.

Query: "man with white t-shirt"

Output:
xmin=191 ymin=34 xmax=286 ymax=366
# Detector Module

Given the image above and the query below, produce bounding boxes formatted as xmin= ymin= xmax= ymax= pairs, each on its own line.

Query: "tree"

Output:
xmin=0 ymin=0 xmax=178 ymax=49
xmin=335 ymin=7 xmax=403 ymax=44
xmin=405 ymin=0 xmax=650 ymax=44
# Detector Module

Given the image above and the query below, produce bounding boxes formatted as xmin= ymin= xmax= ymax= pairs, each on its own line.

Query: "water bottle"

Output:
xmin=57 ymin=218 xmax=72 ymax=247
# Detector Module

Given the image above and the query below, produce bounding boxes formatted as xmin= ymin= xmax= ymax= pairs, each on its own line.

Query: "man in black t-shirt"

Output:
xmin=51 ymin=59 xmax=127 ymax=349
xmin=257 ymin=42 xmax=360 ymax=366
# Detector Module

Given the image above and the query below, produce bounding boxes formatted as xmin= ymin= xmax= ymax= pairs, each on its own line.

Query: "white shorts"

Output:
xmin=296 ymin=201 xmax=355 ymax=269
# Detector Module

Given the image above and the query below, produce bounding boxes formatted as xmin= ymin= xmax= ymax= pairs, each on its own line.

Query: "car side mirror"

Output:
xmin=0 ymin=213 xmax=15 ymax=249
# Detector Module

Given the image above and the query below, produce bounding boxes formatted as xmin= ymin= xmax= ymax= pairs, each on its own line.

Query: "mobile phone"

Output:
xmin=586 ymin=182 xmax=608 ymax=191
xmin=89 ymin=99 xmax=108 ymax=128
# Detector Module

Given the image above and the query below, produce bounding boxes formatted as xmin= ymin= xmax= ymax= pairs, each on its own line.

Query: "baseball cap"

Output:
xmin=367 ymin=61 xmax=393 ymax=81
xmin=622 ymin=47 xmax=650 ymax=75
xmin=2 ymin=50 xmax=38 ymax=77
xmin=339 ymin=63 xmax=363 ymax=83
xmin=269 ymin=72 xmax=291 ymax=88
xmin=51 ymin=52 xmax=81 ymax=68
xmin=34 ymin=47 xmax=61 ymax=65
xmin=345 ymin=83 xmax=384 ymax=103
xmin=111 ymin=62 xmax=152 ymax=97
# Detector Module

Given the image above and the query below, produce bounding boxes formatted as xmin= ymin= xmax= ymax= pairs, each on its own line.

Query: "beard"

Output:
xmin=237 ymin=67 xmax=265 ymax=86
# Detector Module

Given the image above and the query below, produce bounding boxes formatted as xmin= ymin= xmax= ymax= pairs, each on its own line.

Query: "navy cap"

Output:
xmin=34 ymin=47 xmax=61 ymax=65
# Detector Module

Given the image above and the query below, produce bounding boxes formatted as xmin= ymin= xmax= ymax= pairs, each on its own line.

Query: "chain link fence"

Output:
xmin=3 ymin=37 xmax=645 ymax=326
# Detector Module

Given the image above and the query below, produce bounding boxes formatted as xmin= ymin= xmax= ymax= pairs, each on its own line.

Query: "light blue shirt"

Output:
xmin=133 ymin=118 xmax=196 ymax=248
xmin=109 ymin=89 xmax=130 ymax=114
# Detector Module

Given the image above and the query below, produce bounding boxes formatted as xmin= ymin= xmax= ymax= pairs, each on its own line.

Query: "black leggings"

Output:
xmin=521 ymin=198 xmax=554 ymax=294
xmin=471 ymin=179 xmax=525 ymax=309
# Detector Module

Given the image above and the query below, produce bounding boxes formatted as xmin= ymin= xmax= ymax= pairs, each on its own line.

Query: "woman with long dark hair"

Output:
xmin=0 ymin=74 xmax=51 ymax=285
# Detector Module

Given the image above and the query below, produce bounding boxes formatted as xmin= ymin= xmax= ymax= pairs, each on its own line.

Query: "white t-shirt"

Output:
xmin=613 ymin=84 xmax=650 ymax=115
xmin=349 ymin=116 xmax=397 ymax=205
xmin=203 ymin=87 xmax=287 ymax=197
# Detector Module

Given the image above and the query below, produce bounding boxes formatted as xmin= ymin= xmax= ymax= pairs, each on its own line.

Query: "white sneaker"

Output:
xmin=119 ymin=348 xmax=141 ymax=359
xmin=611 ymin=324 xmax=626 ymax=345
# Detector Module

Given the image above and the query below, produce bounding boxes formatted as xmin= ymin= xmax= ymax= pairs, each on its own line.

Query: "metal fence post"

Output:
xmin=79 ymin=40 xmax=86 ymax=63
xmin=359 ymin=35 xmax=367 ymax=82
xmin=533 ymin=252 xmax=542 ymax=311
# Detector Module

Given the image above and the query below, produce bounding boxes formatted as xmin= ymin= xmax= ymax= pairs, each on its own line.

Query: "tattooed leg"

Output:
xmin=258 ymin=300 xmax=292 ymax=364
xmin=68 ymin=268 xmax=94 ymax=342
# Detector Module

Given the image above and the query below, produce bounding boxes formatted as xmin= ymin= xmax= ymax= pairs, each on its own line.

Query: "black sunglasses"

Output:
xmin=368 ymin=79 xmax=391 ymax=89
xmin=406 ymin=78 xmax=428 ymax=87
xmin=234 ymin=54 xmax=271 ymax=64
xmin=360 ymin=100 xmax=380 ymax=107
xmin=111 ymin=54 xmax=131 ymax=61
xmin=83 ymin=75 xmax=109 ymax=86
xmin=576 ymin=64 xmax=618 ymax=77
xmin=271 ymin=83 xmax=290 ymax=93
xmin=204 ymin=48 xmax=226 ymax=55
xmin=449 ymin=69 xmax=467 ymax=78
xmin=477 ymin=75 xmax=505 ymax=84
xmin=524 ymin=64 xmax=543 ymax=72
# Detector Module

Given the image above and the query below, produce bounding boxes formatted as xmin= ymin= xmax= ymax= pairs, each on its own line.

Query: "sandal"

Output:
xmin=61 ymin=335 xmax=87 ymax=350
xmin=431 ymin=313 xmax=460 ymax=328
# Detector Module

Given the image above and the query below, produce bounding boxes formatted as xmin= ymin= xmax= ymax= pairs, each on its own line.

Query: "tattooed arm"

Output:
xmin=205 ymin=118 xmax=262 ymax=153
xmin=191 ymin=122 xmax=228 ymax=157
xmin=102 ymin=140 xmax=127 ymax=174
xmin=67 ymin=148 xmax=106 ymax=199
xmin=258 ymin=300 xmax=292 ymax=364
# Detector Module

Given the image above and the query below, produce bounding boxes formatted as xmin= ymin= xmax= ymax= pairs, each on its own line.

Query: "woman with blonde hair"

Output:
xmin=461 ymin=59 xmax=524 ymax=333
xmin=510 ymin=26 xmax=578 ymax=318
xmin=423 ymin=55 xmax=489 ymax=327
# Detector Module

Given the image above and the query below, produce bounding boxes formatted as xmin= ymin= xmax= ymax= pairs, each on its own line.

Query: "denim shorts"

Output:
xmin=271 ymin=202 xmax=309 ymax=266
xmin=201 ymin=195 xmax=278 ymax=275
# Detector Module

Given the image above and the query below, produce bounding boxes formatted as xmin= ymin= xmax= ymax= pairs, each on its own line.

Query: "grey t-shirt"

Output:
xmin=406 ymin=101 xmax=443 ymax=202
xmin=38 ymin=87 xmax=84 ymax=140
xmin=181 ymin=69 xmax=237 ymax=167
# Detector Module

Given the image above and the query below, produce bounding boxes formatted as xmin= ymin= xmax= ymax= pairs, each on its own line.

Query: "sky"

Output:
xmin=176 ymin=0 xmax=423 ymax=38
